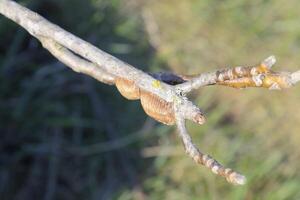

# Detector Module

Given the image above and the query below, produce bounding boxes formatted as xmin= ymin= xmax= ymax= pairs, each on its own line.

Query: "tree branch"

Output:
xmin=0 ymin=0 xmax=175 ymax=101
xmin=175 ymin=55 xmax=300 ymax=92
xmin=175 ymin=116 xmax=246 ymax=185
xmin=1 ymin=0 xmax=299 ymax=185
xmin=40 ymin=37 xmax=115 ymax=85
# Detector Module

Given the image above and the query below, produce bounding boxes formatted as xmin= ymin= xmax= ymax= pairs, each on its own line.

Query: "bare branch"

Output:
xmin=40 ymin=37 xmax=115 ymax=85
xmin=174 ymin=72 xmax=217 ymax=93
xmin=0 ymin=0 xmax=175 ymax=102
xmin=0 ymin=0 xmax=203 ymax=121
xmin=175 ymin=55 xmax=300 ymax=93
xmin=175 ymin=116 xmax=246 ymax=185
xmin=0 ymin=0 xmax=206 ymax=126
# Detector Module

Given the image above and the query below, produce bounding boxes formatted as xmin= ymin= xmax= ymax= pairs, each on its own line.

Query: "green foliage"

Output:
xmin=1 ymin=0 xmax=300 ymax=199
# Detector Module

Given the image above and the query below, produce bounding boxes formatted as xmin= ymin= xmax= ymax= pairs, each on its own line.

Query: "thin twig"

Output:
xmin=40 ymin=37 xmax=115 ymax=85
xmin=175 ymin=55 xmax=300 ymax=93
xmin=175 ymin=115 xmax=246 ymax=185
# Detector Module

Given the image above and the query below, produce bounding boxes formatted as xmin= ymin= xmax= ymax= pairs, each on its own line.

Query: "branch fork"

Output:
xmin=1 ymin=0 xmax=300 ymax=185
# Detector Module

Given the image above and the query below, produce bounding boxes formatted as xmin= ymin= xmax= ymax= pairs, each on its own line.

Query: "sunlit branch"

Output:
xmin=40 ymin=37 xmax=115 ymax=85
xmin=175 ymin=116 xmax=246 ymax=185
xmin=174 ymin=55 xmax=299 ymax=92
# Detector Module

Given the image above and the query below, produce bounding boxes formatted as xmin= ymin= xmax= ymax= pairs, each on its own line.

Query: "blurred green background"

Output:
xmin=1 ymin=0 xmax=300 ymax=199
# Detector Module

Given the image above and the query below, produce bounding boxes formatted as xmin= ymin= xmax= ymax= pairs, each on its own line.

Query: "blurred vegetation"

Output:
xmin=1 ymin=0 xmax=300 ymax=199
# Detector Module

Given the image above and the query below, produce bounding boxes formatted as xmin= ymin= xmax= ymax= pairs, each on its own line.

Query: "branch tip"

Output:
xmin=175 ymin=117 xmax=245 ymax=185
xmin=291 ymin=70 xmax=300 ymax=84
xmin=262 ymin=55 xmax=276 ymax=69
xmin=230 ymin=173 xmax=246 ymax=185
